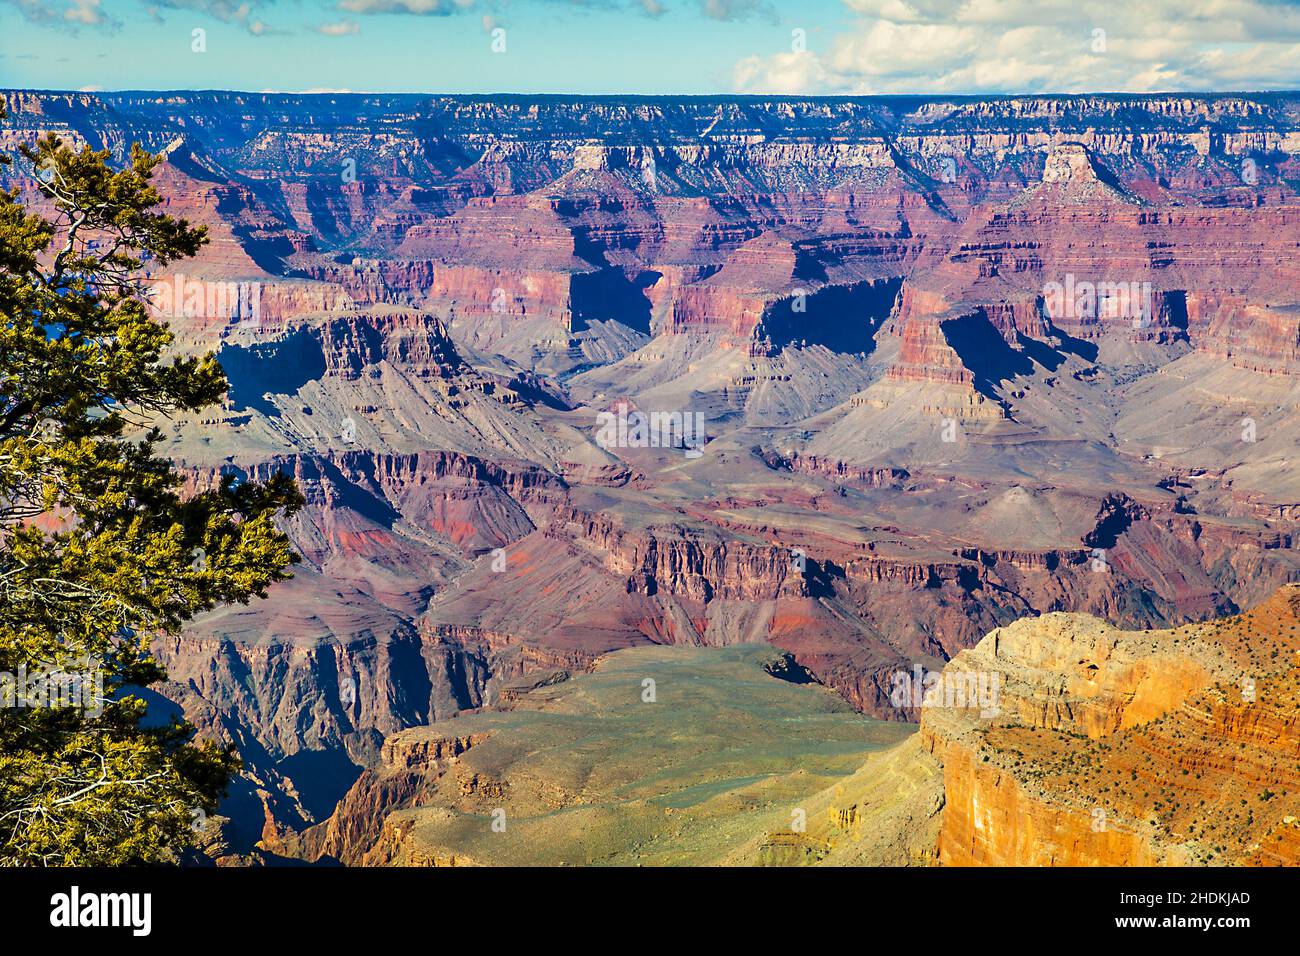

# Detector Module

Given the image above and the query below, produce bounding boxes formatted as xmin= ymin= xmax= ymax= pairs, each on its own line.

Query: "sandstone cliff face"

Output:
xmin=265 ymin=728 xmax=491 ymax=865
xmin=1189 ymin=295 xmax=1300 ymax=375
xmin=922 ymin=586 xmax=1300 ymax=866
xmin=888 ymin=311 xmax=978 ymax=387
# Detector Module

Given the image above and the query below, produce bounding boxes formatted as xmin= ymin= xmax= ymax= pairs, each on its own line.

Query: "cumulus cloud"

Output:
xmin=1 ymin=0 xmax=119 ymax=30
xmin=734 ymin=0 xmax=1300 ymax=94
xmin=336 ymin=0 xmax=474 ymax=13
xmin=150 ymin=0 xmax=255 ymax=23
xmin=314 ymin=18 xmax=361 ymax=34
xmin=142 ymin=0 xmax=287 ymax=35
xmin=3 ymin=0 xmax=773 ymax=37
xmin=246 ymin=16 xmax=292 ymax=34
xmin=9 ymin=0 xmax=294 ymax=36
xmin=63 ymin=0 xmax=110 ymax=25
xmin=734 ymin=50 xmax=831 ymax=94
xmin=333 ymin=0 xmax=768 ymax=20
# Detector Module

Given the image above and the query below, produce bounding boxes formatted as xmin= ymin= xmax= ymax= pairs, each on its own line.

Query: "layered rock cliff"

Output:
xmin=922 ymin=585 xmax=1300 ymax=865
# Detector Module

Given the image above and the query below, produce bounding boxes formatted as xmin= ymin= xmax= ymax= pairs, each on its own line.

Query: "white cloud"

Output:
xmin=735 ymin=0 xmax=1300 ymax=94
xmin=64 ymin=0 xmax=107 ymax=25
xmin=142 ymin=0 xmax=285 ymax=35
xmin=336 ymin=0 xmax=470 ymax=13
xmin=734 ymin=51 xmax=830 ymax=94
xmin=314 ymin=18 xmax=361 ymax=34
xmin=1 ymin=0 xmax=118 ymax=30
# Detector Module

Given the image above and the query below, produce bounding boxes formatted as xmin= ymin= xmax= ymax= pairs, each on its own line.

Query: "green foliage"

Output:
xmin=0 ymin=98 xmax=302 ymax=865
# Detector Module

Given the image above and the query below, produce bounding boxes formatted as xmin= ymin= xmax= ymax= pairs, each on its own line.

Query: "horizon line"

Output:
xmin=6 ymin=87 xmax=1300 ymax=101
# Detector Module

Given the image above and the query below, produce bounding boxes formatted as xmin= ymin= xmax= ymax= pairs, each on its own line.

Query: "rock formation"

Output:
xmin=6 ymin=90 xmax=1300 ymax=858
xmin=923 ymin=585 xmax=1300 ymax=865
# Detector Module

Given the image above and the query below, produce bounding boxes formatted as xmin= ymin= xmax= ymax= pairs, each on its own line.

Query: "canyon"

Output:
xmin=4 ymin=90 xmax=1300 ymax=864
xmin=259 ymin=588 xmax=1300 ymax=867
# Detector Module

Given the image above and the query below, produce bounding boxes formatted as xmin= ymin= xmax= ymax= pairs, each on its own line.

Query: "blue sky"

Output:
xmin=1 ymin=0 xmax=1298 ymax=95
